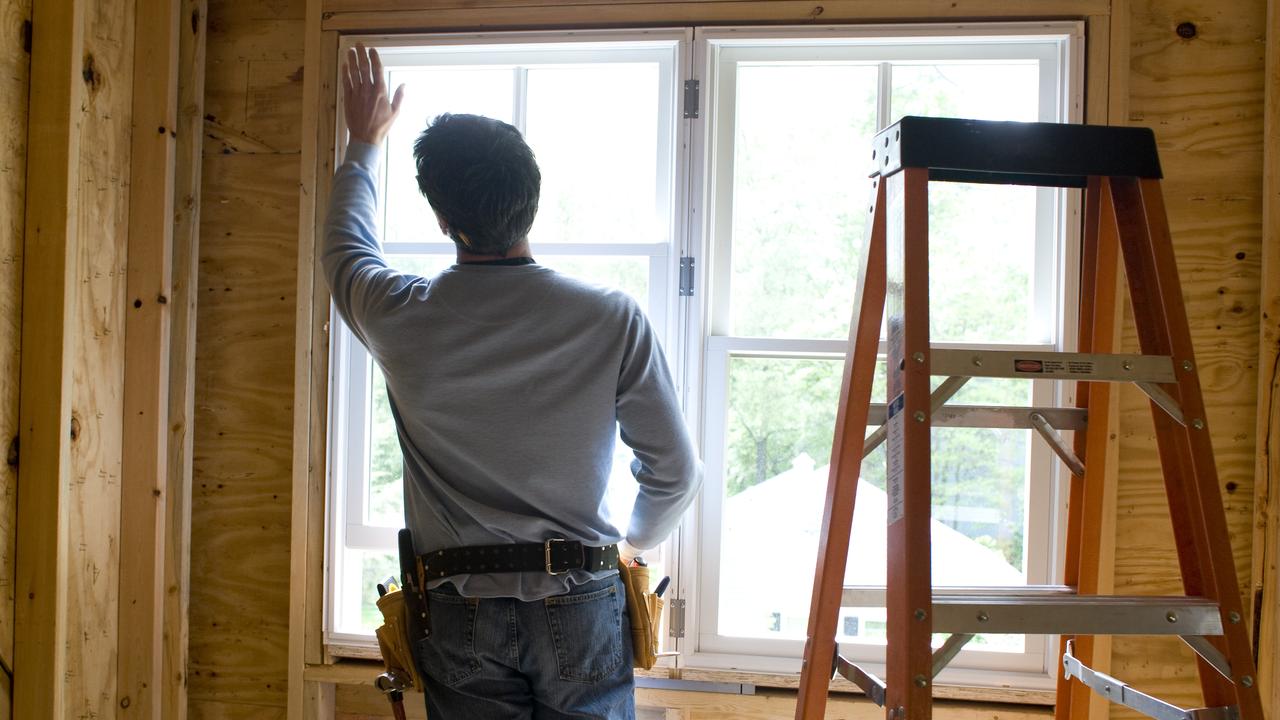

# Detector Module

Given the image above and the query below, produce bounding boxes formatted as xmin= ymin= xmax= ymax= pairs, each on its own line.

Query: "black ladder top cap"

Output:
xmin=873 ymin=116 xmax=1163 ymax=187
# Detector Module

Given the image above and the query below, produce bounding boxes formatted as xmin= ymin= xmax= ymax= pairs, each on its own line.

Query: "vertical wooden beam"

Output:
xmin=1254 ymin=0 xmax=1280 ymax=708
xmin=118 ymin=0 xmax=180 ymax=714
xmin=14 ymin=0 xmax=86 ymax=716
xmin=290 ymin=0 xmax=330 ymax=716
xmin=163 ymin=0 xmax=206 ymax=717
xmin=0 ymin=0 xmax=33 ymax=695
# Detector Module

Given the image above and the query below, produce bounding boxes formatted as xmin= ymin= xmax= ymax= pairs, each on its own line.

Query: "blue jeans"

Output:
xmin=412 ymin=573 xmax=636 ymax=719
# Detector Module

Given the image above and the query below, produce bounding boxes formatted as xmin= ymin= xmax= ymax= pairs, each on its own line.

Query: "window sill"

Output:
xmin=308 ymin=655 xmax=1055 ymax=706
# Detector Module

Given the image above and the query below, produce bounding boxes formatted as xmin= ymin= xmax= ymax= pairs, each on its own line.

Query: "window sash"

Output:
xmin=680 ymin=21 xmax=1083 ymax=681
xmin=327 ymin=30 xmax=689 ymax=643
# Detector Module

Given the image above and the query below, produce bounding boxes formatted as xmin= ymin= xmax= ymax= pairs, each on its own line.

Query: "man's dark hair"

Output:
xmin=413 ymin=113 xmax=541 ymax=255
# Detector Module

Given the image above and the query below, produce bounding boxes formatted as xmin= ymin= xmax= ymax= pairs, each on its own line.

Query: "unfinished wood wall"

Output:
xmin=189 ymin=0 xmax=305 ymax=716
xmin=1112 ymin=0 xmax=1267 ymax=712
xmin=185 ymin=0 xmax=1275 ymax=718
xmin=0 ymin=0 xmax=30 ymax=714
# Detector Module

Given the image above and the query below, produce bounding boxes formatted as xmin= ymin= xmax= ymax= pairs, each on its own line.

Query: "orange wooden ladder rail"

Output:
xmin=794 ymin=116 xmax=1264 ymax=720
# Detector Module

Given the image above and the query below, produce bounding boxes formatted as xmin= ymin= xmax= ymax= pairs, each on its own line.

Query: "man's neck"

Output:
xmin=455 ymin=239 xmax=533 ymax=263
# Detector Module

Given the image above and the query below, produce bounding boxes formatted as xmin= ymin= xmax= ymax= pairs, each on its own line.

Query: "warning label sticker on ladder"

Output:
xmin=886 ymin=392 xmax=905 ymax=525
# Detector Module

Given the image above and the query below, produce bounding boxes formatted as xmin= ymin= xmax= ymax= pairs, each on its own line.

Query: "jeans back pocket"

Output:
xmin=543 ymin=583 xmax=624 ymax=683
xmin=414 ymin=592 xmax=482 ymax=687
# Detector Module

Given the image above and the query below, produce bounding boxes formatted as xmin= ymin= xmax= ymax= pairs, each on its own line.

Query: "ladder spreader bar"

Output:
xmin=1063 ymin=641 xmax=1240 ymax=720
xmin=834 ymin=656 xmax=887 ymax=707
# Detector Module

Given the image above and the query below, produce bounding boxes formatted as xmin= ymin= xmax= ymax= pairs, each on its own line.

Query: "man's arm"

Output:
xmin=322 ymin=44 xmax=409 ymax=345
xmin=616 ymin=307 xmax=703 ymax=554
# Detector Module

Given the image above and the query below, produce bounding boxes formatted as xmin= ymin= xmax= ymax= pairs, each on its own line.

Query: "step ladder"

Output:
xmin=794 ymin=116 xmax=1264 ymax=720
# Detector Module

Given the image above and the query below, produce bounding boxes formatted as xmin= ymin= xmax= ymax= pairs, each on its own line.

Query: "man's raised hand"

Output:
xmin=343 ymin=43 xmax=405 ymax=146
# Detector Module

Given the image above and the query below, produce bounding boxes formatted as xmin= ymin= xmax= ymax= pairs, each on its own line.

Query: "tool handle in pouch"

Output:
xmin=619 ymin=563 xmax=673 ymax=670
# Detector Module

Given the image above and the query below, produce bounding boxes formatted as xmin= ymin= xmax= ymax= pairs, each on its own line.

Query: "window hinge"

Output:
xmin=683 ymin=79 xmax=700 ymax=119
xmin=669 ymin=598 xmax=686 ymax=638
xmin=679 ymin=256 xmax=695 ymax=297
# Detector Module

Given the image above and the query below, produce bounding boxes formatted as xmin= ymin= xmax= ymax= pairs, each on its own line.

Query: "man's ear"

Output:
xmin=433 ymin=211 xmax=450 ymax=237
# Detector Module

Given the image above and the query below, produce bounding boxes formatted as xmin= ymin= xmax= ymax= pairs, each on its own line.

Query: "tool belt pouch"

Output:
xmin=618 ymin=563 xmax=673 ymax=670
xmin=375 ymin=588 xmax=425 ymax=691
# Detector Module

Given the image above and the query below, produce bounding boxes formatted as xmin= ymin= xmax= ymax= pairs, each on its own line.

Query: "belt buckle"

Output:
xmin=545 ymin=538 xmax=573 ymax=575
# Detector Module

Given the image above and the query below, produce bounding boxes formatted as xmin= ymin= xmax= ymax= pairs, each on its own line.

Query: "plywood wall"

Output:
xmin=0 ymin=0 xmax=31 ymax=715
xmin=188 ymin=0 xmax=305 ymax=716
xmin=1112 ymin=0 xmax=1266 ymax=711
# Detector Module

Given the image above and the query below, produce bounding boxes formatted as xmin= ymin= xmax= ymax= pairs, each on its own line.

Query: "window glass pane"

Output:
xmin=890 ymin=61 xmax=1043 ymax=345
xmin=383 ymin=68 xmax=516 ymax=245
xmin=525 ymin=64 xmax=662 ymax=244
xmin=389 ymin=254 xmax=454 ymax=278
xmin=890 ymin=61 xmax=1039 ymax=123
xmin=544 ymin=255 xmax=650 ymax=312
xmin=926 ymin=183 xmax=1040 ymax=343
xmin=367 ymin=367 xmax=403 ymax=527
xmin=728 ymin=64 xmax=879 ymax=340
xmin=718 ymin=356 xmax=1028 ymax=647
xmin=338 ymin=548 xmax=400 ymax=635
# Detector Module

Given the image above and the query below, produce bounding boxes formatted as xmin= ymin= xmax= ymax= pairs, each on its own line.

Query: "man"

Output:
xmin=325 ymin=44 xmax=702 ymax=718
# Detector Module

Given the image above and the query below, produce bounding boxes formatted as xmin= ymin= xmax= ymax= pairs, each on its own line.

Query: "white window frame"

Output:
xmin=323 ymin=22 xmax=1088 ymax=692
xmin=676 ymin=22 xmax=1084 ymax=689
xmin=325 ymin=29 xmax=691 ymax=648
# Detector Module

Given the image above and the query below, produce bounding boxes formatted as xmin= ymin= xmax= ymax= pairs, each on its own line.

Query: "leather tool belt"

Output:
xmin=420 ymin=539 xmax=620 ymax=581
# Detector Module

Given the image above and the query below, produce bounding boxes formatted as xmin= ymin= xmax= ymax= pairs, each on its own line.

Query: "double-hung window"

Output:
xmin=327 ymin=30 xmax=689 ymax=644
xmin=686 ymin=25 xmax=1082 ymax=685
xmin=326 ymin=22 xmax=1083 ymax=688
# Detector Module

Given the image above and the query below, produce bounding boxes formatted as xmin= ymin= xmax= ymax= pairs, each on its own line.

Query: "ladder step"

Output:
xmin=931 ymin=349 xmax=1176 ymax=383
xmin=866 ymin=404 xmax=1087 ymax=430
xmin=840 ymin=587 xmax=1222 ymax=635
xmin=875 ymin=116 xmax=1162 ymax=187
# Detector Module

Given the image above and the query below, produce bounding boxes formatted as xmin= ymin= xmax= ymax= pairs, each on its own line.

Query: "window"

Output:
xmin=326 ymin=22 xmax=1083 ymax=689
xmin=686 ymin=25 xmax=1081 ymax=684
xmin=327 ymin=30 xmax=689 ymax=644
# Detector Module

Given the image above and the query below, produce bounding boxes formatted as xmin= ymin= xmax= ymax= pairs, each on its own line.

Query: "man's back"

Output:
xmin=340 ymin=261 xmax=696 ymax=600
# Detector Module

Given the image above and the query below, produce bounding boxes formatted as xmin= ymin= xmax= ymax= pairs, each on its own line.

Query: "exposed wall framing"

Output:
xmin=0 ymin=0 xmax=31 ymax=711
xmin=12 ymin=0 xmax=196 ymax=716
xmin=118 ymin=0 xmax=181 ymax=713
xmin=1254 ymin=0 xmax=1279 ymax=708
xmin=163 ymin=0 xmax=209 ymax=716
xmin=14 ymin=0 xmax=87 ymax=714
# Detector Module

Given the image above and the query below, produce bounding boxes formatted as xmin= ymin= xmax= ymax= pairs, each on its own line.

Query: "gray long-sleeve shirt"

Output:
xmin=323 ymin=141 xmax=702 ymax=600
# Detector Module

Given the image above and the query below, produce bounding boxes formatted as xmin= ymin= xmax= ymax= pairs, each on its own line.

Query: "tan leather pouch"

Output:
xmin=618 ymin=563 xmax=676 ymax=670
xmin=375 ymin=588 xmax=425 ymax=689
